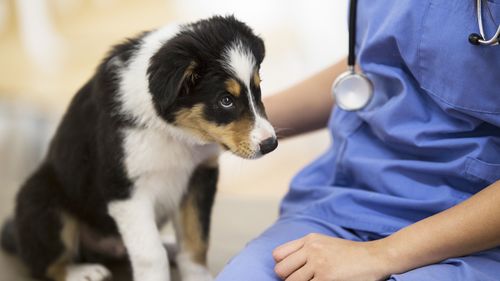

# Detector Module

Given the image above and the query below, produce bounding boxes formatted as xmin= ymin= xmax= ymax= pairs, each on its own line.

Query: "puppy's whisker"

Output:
xmin=274 ymin=127 xmax=294 ymax=139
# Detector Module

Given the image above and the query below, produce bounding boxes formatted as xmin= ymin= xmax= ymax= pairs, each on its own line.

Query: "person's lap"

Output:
xmin=215 ymin=215 xmax=500 ymax=281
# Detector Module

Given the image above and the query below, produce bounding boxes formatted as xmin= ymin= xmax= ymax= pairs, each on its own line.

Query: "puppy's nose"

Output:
xmin=259 ymin=137 xmax=278 ymax=155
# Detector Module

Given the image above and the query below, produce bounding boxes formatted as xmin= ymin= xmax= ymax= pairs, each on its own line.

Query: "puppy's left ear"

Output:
xmin=147 ymin=38 xmax=198 ymax=112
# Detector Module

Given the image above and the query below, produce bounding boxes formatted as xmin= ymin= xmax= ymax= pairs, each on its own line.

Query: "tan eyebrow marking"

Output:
xmin=253 ymin=72 xmax=261 ymax=87
xmin=225 ymin=79 xmax=241 ymax=97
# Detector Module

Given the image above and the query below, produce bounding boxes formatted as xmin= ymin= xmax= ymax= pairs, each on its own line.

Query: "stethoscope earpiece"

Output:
xmin=468 ymin=33 xmax=483 ymax=45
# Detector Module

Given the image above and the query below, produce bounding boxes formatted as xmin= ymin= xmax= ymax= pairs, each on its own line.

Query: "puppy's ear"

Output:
xmin=253 ymin=36 xmax=265 ymax=65
xmin=147 ymin=38 xmax=198 ymax=112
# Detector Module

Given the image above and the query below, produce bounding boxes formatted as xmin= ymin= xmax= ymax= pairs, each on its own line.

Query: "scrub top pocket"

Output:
xmin=464 ymin=157 xmax=500 ymax=185
xmin=418 ymin=0 xmax=500 ymax=114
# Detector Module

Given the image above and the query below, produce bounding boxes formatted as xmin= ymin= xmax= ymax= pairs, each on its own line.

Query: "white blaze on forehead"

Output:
xmin=222 ymin=41 xmax=276 ymax=152
xmin=222 ymin=41 xmax=258 ymax=122
xmin=222 ymin=40 xmax=256 ymax=87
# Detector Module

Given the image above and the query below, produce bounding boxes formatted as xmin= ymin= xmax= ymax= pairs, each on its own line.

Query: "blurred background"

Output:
xmin=0 ymin=0 xmax=347 ymax=279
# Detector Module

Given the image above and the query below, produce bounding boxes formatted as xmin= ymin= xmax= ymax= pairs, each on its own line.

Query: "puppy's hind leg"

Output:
xmin=15 ymin=164 xmax=111 ymax=281
xmin=174 ymin=162 xmax=218 ymax=281
xmin=46 ymin=214 xmax=112 ymax=281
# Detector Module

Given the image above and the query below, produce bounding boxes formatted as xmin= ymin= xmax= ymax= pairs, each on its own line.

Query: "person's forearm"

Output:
xmin=264 ymin=59 xmax=346 ymax=139
xmin=376 ymin=180 xmax=500 ymax=276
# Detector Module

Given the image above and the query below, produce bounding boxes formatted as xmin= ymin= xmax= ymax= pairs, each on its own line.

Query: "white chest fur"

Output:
xmin=122 ymin=127 xmax=219 ymax=216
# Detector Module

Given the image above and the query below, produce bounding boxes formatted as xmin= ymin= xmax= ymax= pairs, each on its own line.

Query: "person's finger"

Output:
xmin=285 ymin=263 xmax=314 ymax=281
xmin=273 ymin=238 xmax=305 ymax=262
xmin=274 ymin=248 xmax=307 ymax=280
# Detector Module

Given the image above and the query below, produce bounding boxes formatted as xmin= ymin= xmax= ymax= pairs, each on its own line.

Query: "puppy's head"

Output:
xmin=147 ymin=16 xmax=277 ymax=159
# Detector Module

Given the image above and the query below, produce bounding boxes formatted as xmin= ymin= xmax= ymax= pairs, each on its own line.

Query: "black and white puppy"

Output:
xmin=1 ymin=15 xmax=277 ymax=281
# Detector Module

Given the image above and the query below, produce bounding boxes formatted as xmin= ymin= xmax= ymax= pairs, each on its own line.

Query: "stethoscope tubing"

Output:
xmin=347 ymin=0 xmax=358 ymax=67
xmin=476 ymin=0 xmax=500 ymax=46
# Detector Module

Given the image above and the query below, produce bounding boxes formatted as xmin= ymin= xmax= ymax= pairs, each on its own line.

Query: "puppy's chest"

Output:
xmin=122 ymin=128 xmax=218 ymax=213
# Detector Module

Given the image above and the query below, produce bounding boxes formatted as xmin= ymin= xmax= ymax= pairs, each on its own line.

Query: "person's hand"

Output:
xmin=272 ymin=233 xmax=391 ymax=281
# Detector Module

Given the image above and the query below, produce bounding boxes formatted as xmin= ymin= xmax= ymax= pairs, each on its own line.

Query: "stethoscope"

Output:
xmin=331 ymin=0 xmax=372 ymax=111
xmin=469 ymin=0 xmax=500 ymax=46
xmin=333 ymin=0 xmax=500 ymax=111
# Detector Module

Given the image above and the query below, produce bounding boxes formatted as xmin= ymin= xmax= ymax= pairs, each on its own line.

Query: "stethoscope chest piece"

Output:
xmin=331 ymin=0 xmax=374 ymax=111
xmin=332 ymin=67 xmax=373 ymax=111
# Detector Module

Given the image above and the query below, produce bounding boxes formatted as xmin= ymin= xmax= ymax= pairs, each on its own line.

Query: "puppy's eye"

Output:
xmin=219 ymin=96 xmax=234 ymax=108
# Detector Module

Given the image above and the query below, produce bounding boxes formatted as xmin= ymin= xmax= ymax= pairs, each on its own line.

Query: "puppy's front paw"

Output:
xmin=177 ymin=259 xmax=212 ymax=281
xmin=66 ymin=264 xmax=112 ymax=281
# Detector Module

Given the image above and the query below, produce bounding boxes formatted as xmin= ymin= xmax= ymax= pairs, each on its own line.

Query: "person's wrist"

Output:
xmin=367 ymin=236 xmax=406 ymax=279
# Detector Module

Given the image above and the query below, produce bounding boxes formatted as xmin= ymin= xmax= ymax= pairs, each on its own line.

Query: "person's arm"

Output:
xmin=264 ymin=58 xmax=346 ymax=139
xmin=273 ymin=180 xmax=500 ymax=281
xmin=379 ymin=179 xmax=500 ymax=275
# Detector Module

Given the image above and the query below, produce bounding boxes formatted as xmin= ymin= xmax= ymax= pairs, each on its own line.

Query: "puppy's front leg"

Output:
xmin=108 ymin=192 xmax=170 ymax=281
xmin=174 ymin=163 xmax=218 ymax=281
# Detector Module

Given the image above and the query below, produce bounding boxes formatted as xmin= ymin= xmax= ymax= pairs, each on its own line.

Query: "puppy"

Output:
xmin=1 ymin=15 xmax=277 ymax=281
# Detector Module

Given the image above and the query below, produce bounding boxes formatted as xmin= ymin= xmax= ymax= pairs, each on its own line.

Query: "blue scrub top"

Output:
xmin=281 ymin=0 xmax=500 ymax=235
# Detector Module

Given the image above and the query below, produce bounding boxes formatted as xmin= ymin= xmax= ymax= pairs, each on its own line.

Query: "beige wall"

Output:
xmin=0 ymin=0 xmax=177 ymax=109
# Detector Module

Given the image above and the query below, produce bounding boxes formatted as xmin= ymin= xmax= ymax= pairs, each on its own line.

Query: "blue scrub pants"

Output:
xmin=215 ymin=215 xmax=500 ymax=281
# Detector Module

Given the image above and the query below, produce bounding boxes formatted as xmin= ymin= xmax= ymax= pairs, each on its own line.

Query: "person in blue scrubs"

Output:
xmin=216 ymin=0 xmax=500 ymax=280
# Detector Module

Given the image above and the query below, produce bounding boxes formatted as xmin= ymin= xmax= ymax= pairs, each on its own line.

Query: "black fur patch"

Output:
xmin=187 ymin=165 xmax=219 ymax=241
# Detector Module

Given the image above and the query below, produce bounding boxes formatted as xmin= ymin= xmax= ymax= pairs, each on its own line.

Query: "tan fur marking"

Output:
xmin=180 ymin=194 xmax=208 ymax=264
xmin=61 ymin=213 xmax=79 ymax=253
xmin=47 ymin=213 xmax=79 ymax=281
xmin=47 ymin=261 xmax=67 ymax=281
xmin=225 ymin=79 xmax=241 ymax=97
xmin=253 ymin=72 xmax=261 ymax=87
xmin=174 ymin=105 xmax=254 ymax=158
